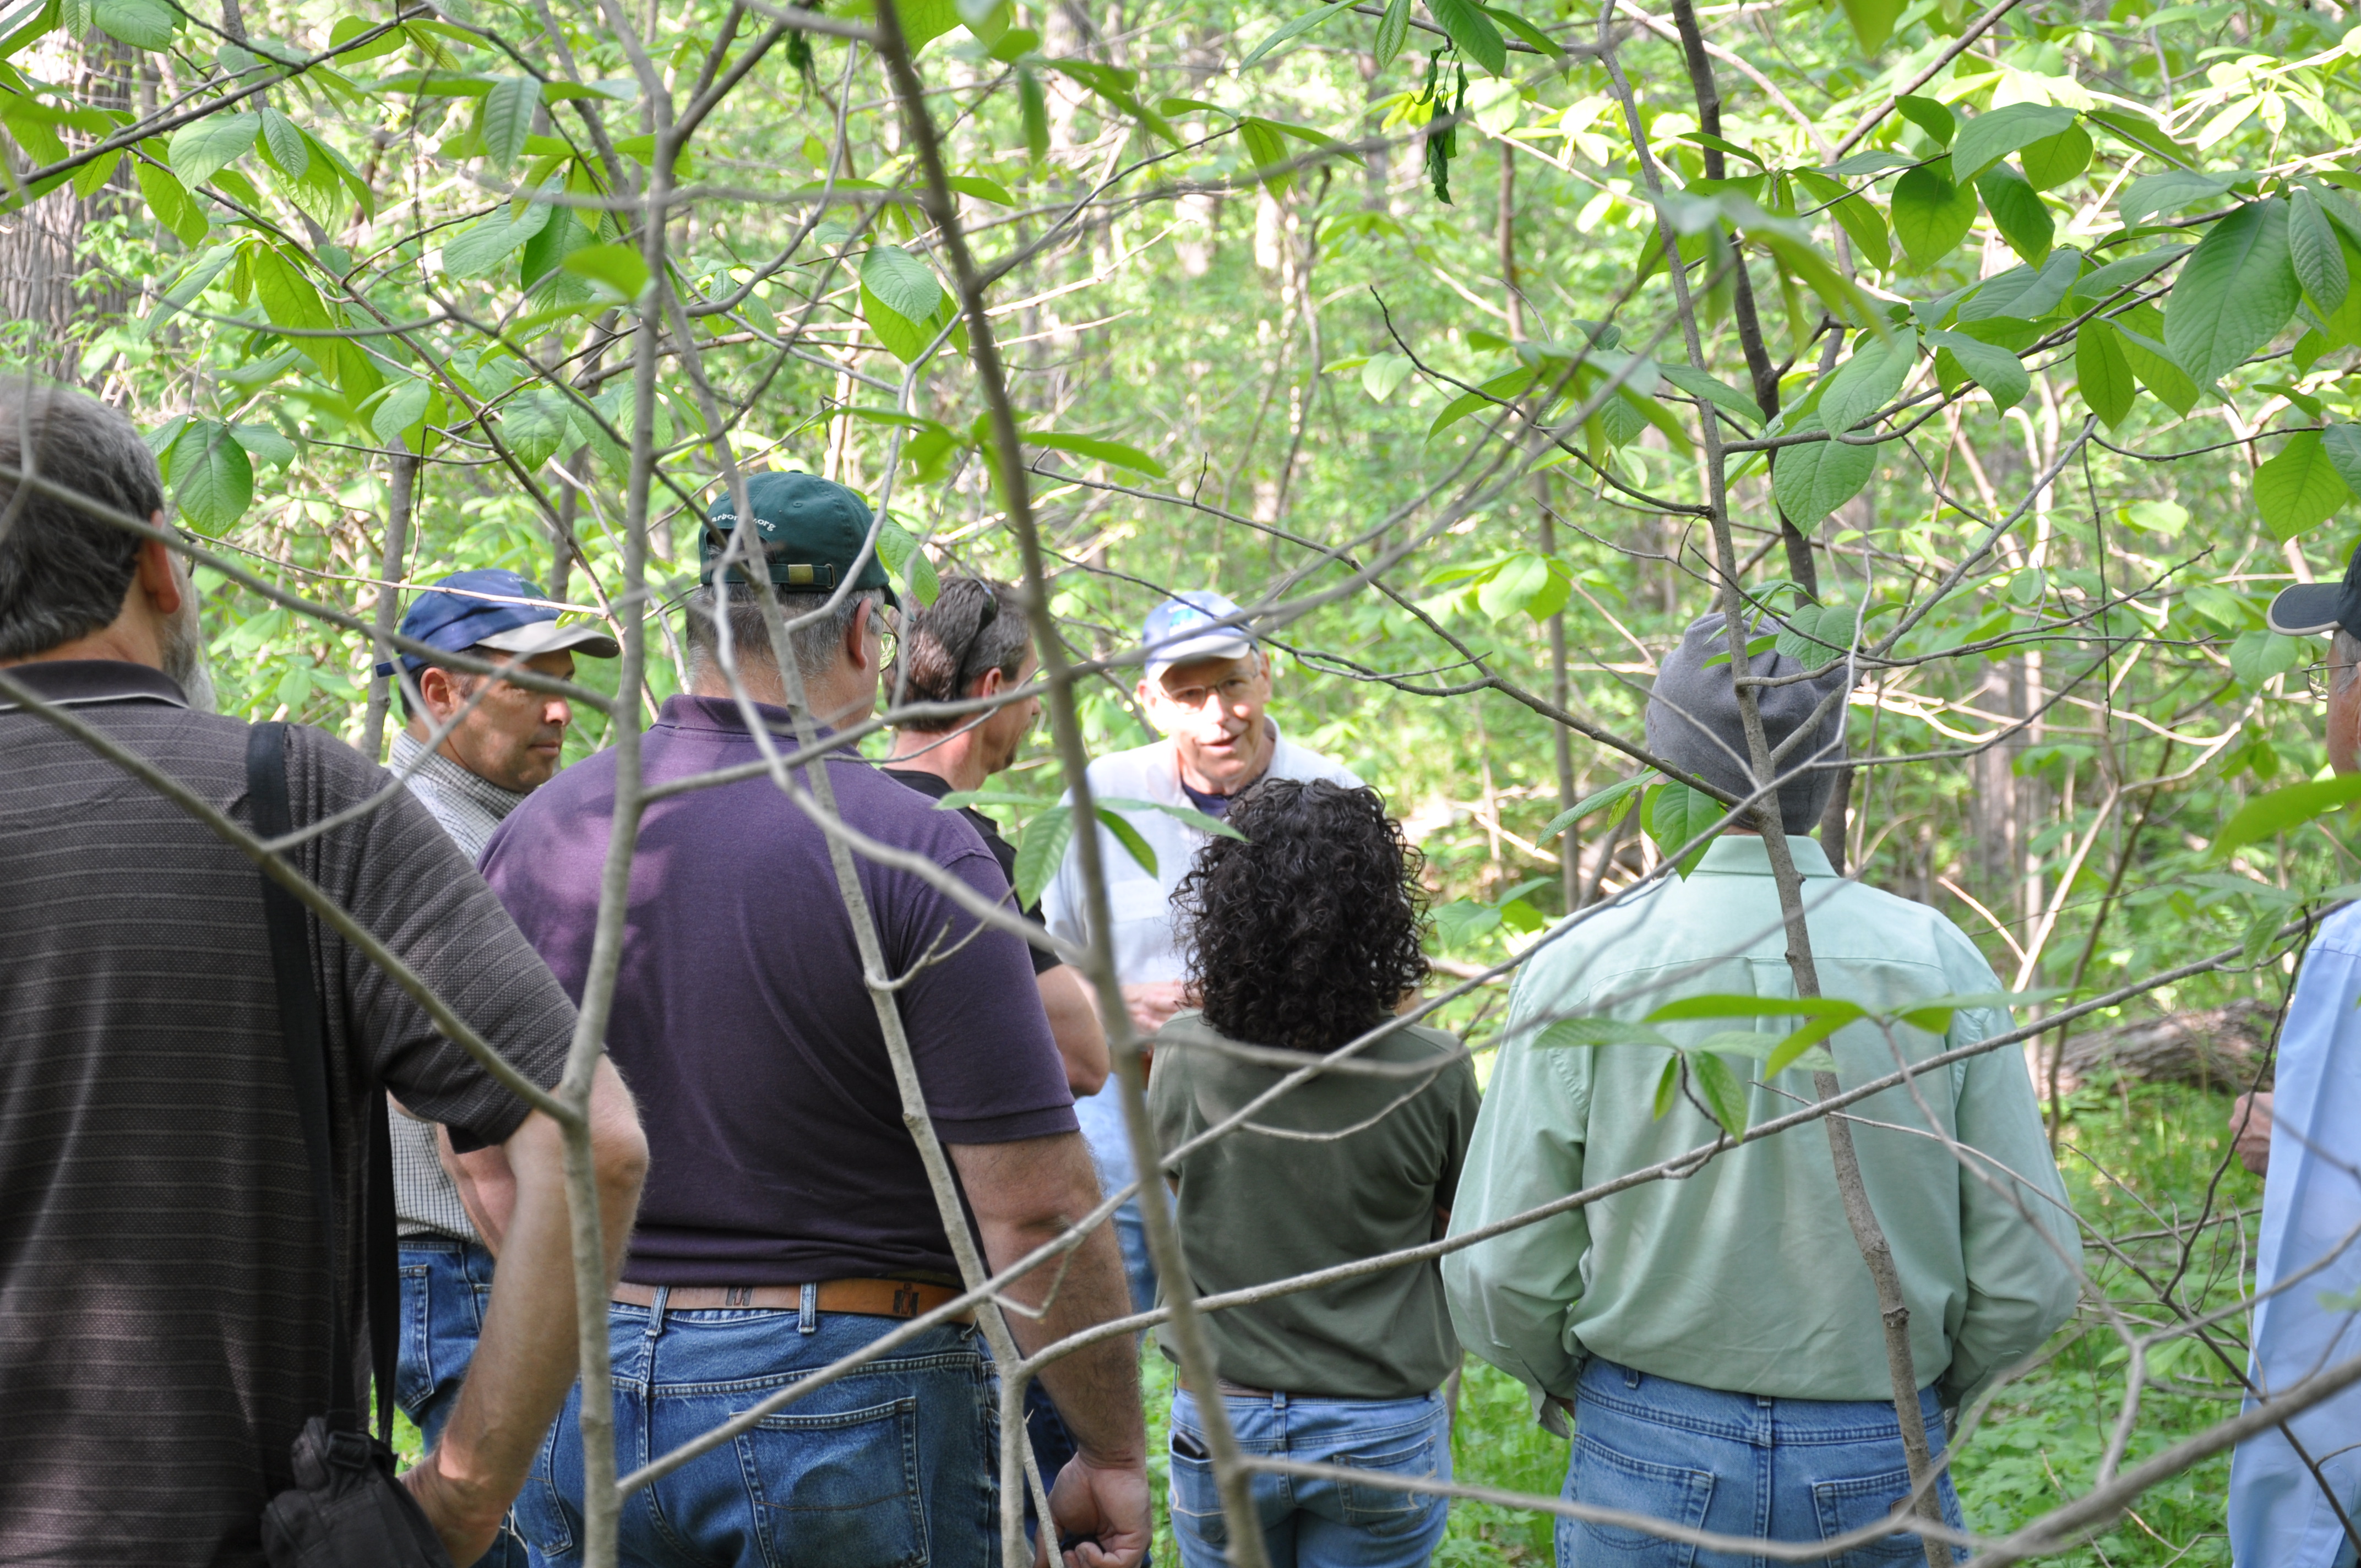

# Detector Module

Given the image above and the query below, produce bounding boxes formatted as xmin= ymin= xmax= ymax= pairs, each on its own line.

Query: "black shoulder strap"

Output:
xmin=248 ymin=721 xmax=398 ymax=1442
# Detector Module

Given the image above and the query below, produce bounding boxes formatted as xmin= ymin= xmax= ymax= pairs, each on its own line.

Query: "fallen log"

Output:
xmin=2048 ymin=1000 xmax=2276 ymax=1095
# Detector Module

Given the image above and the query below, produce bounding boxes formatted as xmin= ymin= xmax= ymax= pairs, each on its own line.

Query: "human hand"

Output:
xmin=1040 ymin=1451 xmax=1151 ymax=1568
xmin=2231 ymin=1091 xmax=2275 ymax=1177
xmin=1122 ymin=981 xmax=1190 ymax=1039
xmin=401 ymin=1447 xmax=508 ymax=1568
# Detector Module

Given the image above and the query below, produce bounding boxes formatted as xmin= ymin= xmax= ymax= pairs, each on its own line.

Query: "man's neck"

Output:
xmin=885 ymin=729 xmax=989 ymax=792
xmin=690 ymin=669 xmax=873 ymax=729
xmin=0 ymin=624 xmax=161 ymax=671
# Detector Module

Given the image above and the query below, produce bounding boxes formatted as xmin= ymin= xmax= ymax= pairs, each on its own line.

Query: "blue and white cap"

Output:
xmin=1141 ymin=590 xmax=1256 ymax=679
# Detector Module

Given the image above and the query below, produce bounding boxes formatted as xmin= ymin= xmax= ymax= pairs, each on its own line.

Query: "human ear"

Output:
xmin=135 ymin=537 xmax=184 ymax=617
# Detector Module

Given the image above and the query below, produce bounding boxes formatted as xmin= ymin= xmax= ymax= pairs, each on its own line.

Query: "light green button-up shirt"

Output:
xmin=1443 ymin=835 xmax=2081 ymax=1414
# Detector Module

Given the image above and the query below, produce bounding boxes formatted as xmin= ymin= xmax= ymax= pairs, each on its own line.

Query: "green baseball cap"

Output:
xmin=699 ymin=471 xmax=899 ymax=606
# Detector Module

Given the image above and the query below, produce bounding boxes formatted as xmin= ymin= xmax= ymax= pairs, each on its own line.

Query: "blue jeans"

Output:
xmin=1169 ymin=1387 xmax=1451 ymax=1568
xmin=398 ymin=1237 xmax=527 ymax=1568
xmin=1115 ymin=1199 xmax=1160 ymax=1315
xmin=516 ymin=1293 xmax=998 ymax=1568
xmin=1559 ymin=1359 xmax=1964 ymax=1568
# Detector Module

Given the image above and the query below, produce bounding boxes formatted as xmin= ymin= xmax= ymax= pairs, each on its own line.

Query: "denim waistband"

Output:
xmin=1577 ymin=1357 xmax=1945 ymax=1447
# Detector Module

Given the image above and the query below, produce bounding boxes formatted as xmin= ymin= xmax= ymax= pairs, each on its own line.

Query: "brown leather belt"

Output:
xmin=612 ymin=1277 xmax=973 ymax=1324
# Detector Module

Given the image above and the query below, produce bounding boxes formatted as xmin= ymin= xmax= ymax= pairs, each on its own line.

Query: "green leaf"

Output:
xmin=2119 ymin=168 xmax=2235 ymax=228
xmin=2227 ymin=628 xmax=2302 ymax=688
xmin=872 ymin=511 xmax=943 ymax=606
xmin=371 ymin=376 xmax=434 ymax=451
xmin=1097 ymin=796 xmax=1250 ymax=842
xmin=1534 ymin=1016 xmax=1674 ymax=1049
xmin=1794 ymin=169 xmax=1890 ymax=273
xmin=1238 ymin=116 xmax=1293 ymax=191
xmin=1013 ymin=803 xmax=1075 ymax=908
xmin=1432 ymin=898 xmax=1504 ymax=947
xmin=248 ymin=247 xmax=336 ymax=375
xmin=2254 ymin=429 xmax=2351 ymax=540
xmin=1652 ymin=1052 xmax=1682 ymax=1118
xmin=1686 ymin=1049 xmax=1750 ymax=1140
xmin=1820 ymin=328 xmax=1916 ymax=434
xmin=134 ymin=160 xmax=206 ymax=245
xmin=1775 ymin=599 xmax=1861 ymax=668
xmin=1975 ymin=163 xmax=2052 ymax=265
xmin=1950 ymin=104 xmax=2078 ymax=183
xmin=2320 ymin=424 xmax=2361 ymax=496
xmin=1539 ymin=772 xmax=1656 ymax=840
xmin=2212 ymin=775 xmax=2361 ymax=859
xmin=860 ymin=243 xmax=944 ymax=324
xmin=1764 ymin=1016 xmax=1847 ymax=1076
xmin=1837 ymin=0 xmax=1898 ymax=55
xmin=2068 ymin=246 xmax=2188 ymax=306
xmin=2164 ymin=199 xmax=2299 ymax=386
xmin=499 ymin=385 xmax=572 ymax=469
xmin=481 ymin=75 xmax=536 ymax=173
xmin=1959 ymin=248 xmax=2083 ymax=324
xmin=563 ymin=241 xmax=652 ymax=301
xmin=259 ymin=107 xmax=309 ymax=179
xmin=2075 ymin=318 xmax=2137 ymax=427
xmin=92 ymin=0 xmax=174 ymax=47
xmin=1890 ymin=160 xmax=1978 ymax=272
xmin=1425 ymin=0 xmax=1508 ymax=74
xmin=2291 ymin=187 xmax=2349 ymax=315
xmin=1661 ymin=363 xmax=1763 ymax=428
xmin=1239 ymin=1 xmax=1350 ymax=68
xmin=1374 ymin=0 xmax=1412 ymax=67
xmin=944 ymin=174 xmax=1014 ymax=205
xmin=1928 ymin=330 xmax=2030 ymax=413
xmin=1771 ymin=421 xmax=1875 ymax=527
xmin=1026 ymin=429 xmax=1166 ymax=476
xmin=1893 ymin=95 xmax=1954 ymax=148
xmin=230 ymin=422 xmax=295 ymax=468
xmin=1642 ymin=780 xmax=1722 ymax=876
xmin=2115 ymin=322 xmax=2200 ymax=416
xmin=172 ymin=421 xmax=253 ymax=532
xmin=1094 ymin=807 xmax=1158 ymax=879
xmin=1361 ymin=352 xmax=1415 ymax=402
xmin=1891 ymin=989 xmax=2047 ymax=1034
xmin=168 ymin=112 xmax=259 ymax=189
xmin=1646 ymin=994 xmax=1870 ymax=1023
xmin=2019 ymin=124 xmax=2092 ymax=192
xmin=443 ymin=188 xmax=556 ymax=278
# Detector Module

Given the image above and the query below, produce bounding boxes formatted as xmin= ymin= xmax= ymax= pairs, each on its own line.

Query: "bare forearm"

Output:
xmin=989 ymin=1215 xmax=1145 ymax=1463
xmin=1040 ymin=963 xmax=1109 ymax=1096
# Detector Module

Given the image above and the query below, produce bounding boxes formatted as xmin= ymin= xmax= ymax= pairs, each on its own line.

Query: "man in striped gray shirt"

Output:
xmin=378 ymin=569 xmax=616 ymax=1560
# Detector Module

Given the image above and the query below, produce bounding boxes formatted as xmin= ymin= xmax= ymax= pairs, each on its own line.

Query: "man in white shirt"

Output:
xmin=2226 ymin=563 xmax=2361 ymax=1566
xmin=1042 ymin=591 xmax=1361 ymax=1308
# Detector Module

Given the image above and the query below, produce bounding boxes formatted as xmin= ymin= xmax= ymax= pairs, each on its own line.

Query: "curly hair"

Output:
xmin=1174 ymin=778 xmax=1429 ymax=1053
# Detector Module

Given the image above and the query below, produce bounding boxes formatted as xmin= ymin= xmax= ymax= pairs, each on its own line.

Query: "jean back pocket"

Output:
xmin=1335 ymin=1433 xmax=1443 ymax=1538
xmin=1563 ymin=1433 xmax=1715 ymax=1567
xmin=1811 ymin=1466 xmax=1956 ymax=1566
xmin=737 ymin=1396 xmax=927 ymax=1568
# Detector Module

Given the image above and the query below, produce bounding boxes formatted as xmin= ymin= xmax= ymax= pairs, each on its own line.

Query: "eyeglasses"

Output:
xmin=2302 ymin=662 xmax=2356 ymax=700
xmin=868 ymin=607 xmax=900 ymax=668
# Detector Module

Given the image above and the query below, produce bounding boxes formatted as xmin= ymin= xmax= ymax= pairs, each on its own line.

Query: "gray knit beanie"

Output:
xmin=1644 ymin=611 xmax=1850 ymax=832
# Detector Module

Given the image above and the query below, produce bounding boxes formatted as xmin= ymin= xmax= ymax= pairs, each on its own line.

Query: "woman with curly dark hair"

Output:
xmin=1149 ymin=778 xmax=1480 ymax=1568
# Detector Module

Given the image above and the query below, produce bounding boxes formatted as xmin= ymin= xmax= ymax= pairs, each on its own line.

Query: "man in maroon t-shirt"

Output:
xmin=482 ymin=473 xmax=1147 ymax=1568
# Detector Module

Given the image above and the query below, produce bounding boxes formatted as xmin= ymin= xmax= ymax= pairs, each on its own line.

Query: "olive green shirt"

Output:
xmin=1149 ymin=1011 xmax=1481 ymax=1398
xmin=1443 ymin=836 xmax=2081 ymax=1415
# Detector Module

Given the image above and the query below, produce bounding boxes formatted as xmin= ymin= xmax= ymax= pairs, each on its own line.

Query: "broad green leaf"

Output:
xmin=1928 ymin=331 xmax=2030 ymax=413
xmin=562 ymin=241 xmax=651 ymax=300
xmin=230 ymin=422 xmax=295 ymax=468
xmin=1096 ymin=797 xmax=1250 ymax=842
xmin=1642 ymin=779 xmax=1723 ymax=876
xmin=1374 ymin=0 xmax=1412 ymax=67
xmin=2019 ymin=123 xmax=2092 ymax=190
xmin=1837 ymin=0 xmax=1898 ymax=54
xmin=2212 ymin=775 xmax=2361 ymax=858
xmin=499 ymin=385 xmax=572 ymax=469
xmin=93 ymin=0 xmax=175 ymax=48
xmin=1891 ymin=989 xmax=2047 ymax=1033
xmin=2254 ymin=429 xmax=2350 ymax=540
xmin=481 ymin=75 xmax=537 ymax=173
xmin=1775 ymin=599 xmax=1861 ymax=668
xmin=1893 ymin=95 xmax=1954 ymax=148
xmin=2321 ymin=424 xmax=2361 ymax=496
xmin=134 ymin=160 xmax=206 ymax=244
xmin=169 ymin=112 xmax=259 ymax=189
xmin=2075 ymin=318 xmax=2137 ymax=427
xmin=371 ymin=377 xmax=434 ymax=450
xmin=1976 ymin=164 xmax=2052 ymax=264
xmin=1539 ymin=772 xmax=1656 ymax=840
xmin=172 ymin=422 xmax=253 ymax=531
xmin=1432 ymin=898 xmax=1504 ymax=947
xmin=2115 ymin=322 xmax=2200 ymax=415
xmin=1686 ymin=1049 xmax=1750 ymax=1140
xmin=1240 ymin=1 xmax=1350 ymax=68
xmin=861 ymin=244 xmax=944 ymax=324
xmin=1094 ymin=807 xmax=1158 ymax=879
xmin=2165 ymin=199 xmax=2299 ymax=386
xmin=259 ymin=107 xmax=308 ymax=179
xmin=1238 ymin=116 xmax=1292 ymax=190
xmin=2119 ymin=168 xmax=2235 ymax=228
xmin=2291 ymin=186 xmax=2349 ymax=314
xmin=1794 ymin=170 xmax=1889 ymax=273
xmin=1950 ymin=104 xmax=2078 ymax=183
xmin=944 ymin=174 xmax=1014 ymax=205
xmin=1534 ymin=1017 xmax=1673 ymax=1049
xmin=1771 ymin=421 xmax=1875 ymax=527
xmin=873 ymin=511 xmax=943 ymax=606
xmin=1890 ymin=161 xmax=1977 ymax=272
xmin=1764 ymin=1015 xmax=1847 ymax=1075
xmin=248 ymin=248 xmax=337 ymax=375
xmin=2068 ymin=245 xmax=2188 ymax=306
xmin=2227 ymin=628 xmax=2301 ymax=688
xmin=443 ymin=190 xmax=556 ymax=278
xmin=1661 ymin=363 xmax=1763 ymax=428
xmin=1013 ymin=804 xmax=1075 ymax=908
xmin=1425 ymin=0 xmax=1508 ymax=74
xmin=1019 ymin=66 xmax=1049 ymax=161
xmin=1026 ymin=429 xmax=1166 ymax=476
xmin=1820 ymin=328 xmax=1916 ymax=434
xmin=1959 ymin=248 xmax=2083 ymax=324
xmin=1647 ymin=994 xmax=1870 ymax=1023
xmin=1362 ymin=352 xmax=1414 ymax=401
xmin=1429 ymin=366 xmax=1539 ymax=439
xmin=1652 ymin=1053 xmax=1682 ymax=1118
xmin=137 ymin=243 xmax=235 ymax=340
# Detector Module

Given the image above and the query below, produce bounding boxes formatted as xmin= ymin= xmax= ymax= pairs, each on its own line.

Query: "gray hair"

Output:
xmin=683 ymin=584 xmax=882 ymax=689
xmin=0 ymin=378 xmax=167 ymax=661
xmin=1645 ymin=611 xmax=1849 ymax=831
xmin=2336 ymin=628 xmax=2361 ymax=695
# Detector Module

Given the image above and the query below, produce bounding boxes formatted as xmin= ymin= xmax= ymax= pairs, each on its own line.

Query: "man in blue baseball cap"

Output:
xmin=380 ymin=567 xmax=617 ymax=1561
xmin=1041 ymin=589 xmax=1363 ymax=1315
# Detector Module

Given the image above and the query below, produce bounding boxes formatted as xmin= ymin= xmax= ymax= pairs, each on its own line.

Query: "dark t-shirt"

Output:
xmin=482 ymin=696 xmax=1077 ymax=1285
xmin=0 ymin=661 xmax=572 ymax=1567
xmin=882 ymin=765 xmax=1060 ymax=976
xmin=1148 ymin=1010 xmax=1479 ymax=1398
